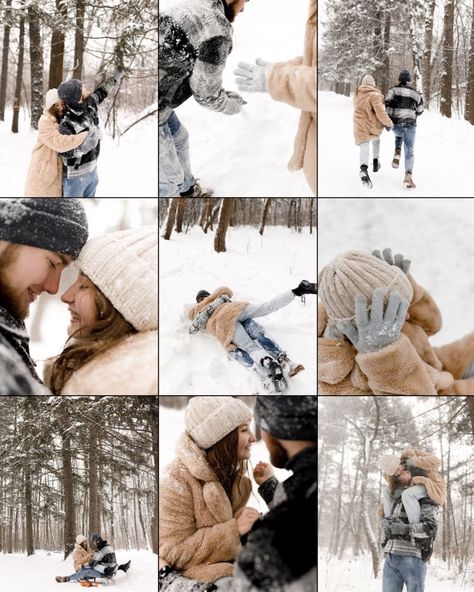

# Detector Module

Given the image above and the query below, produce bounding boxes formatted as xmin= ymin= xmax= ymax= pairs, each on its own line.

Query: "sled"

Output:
xmin=79 ymin=581 xmax=99 ymax=588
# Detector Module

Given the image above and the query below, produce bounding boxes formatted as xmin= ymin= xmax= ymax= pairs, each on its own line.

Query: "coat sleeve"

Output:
xmin=38 ymin=120 xmax=88 ymax=153
xmin=266 ymin=59 xmax=316 ymax=113
xmin=434 ymin=331 xmax=474 ymax=379
xmin=371 ymin=93 xmax=393 ymax=128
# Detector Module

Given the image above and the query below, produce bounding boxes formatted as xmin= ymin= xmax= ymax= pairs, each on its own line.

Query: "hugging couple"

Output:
xmin=0 ymin=199 xmax=157 ymax=396
xmin=24 ymin=68 xmax=123 ymax=198
xmin=159 ymin=395 xmax=317 ymax=592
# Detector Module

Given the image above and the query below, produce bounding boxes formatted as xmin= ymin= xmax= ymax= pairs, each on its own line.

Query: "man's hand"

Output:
xmin=253 ymin=461 xmax=274 ymax=485
xmin=372 ymin=248 xmax=411 ymax=275
xmin=236 ymin=507 xmax=262 ymax=535
xmin=380 ymin=517 xmax=392 ymax=539
xmin=336 ymin=288 xmax=409 ymax=353
xmin=390 ymin=518 xmax=411 ymax=536
xmin=234 ymin=58 xmax=272 ymax=93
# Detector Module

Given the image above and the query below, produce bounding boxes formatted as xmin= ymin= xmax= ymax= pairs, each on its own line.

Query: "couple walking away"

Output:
xmin=0 ymin=199 xmax=157 ymax=396
xmin=353 ymin=69 xmax=423 ymax=189
xmin=24 ymin=67 xmax=123 ymax=198
xmin=159 ymin=395 xmax=317 ymax=592
xmin=159 ymin=0 xmax=316 ymax=197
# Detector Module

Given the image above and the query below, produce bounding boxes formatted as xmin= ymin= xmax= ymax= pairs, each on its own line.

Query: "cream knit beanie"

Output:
xmin=380 ymin=454 xmax=401 ymax=476
xmin=318 ymin=250 xmax=413 ymax=323
xmin=76 ymin=534 xmax=87 ymax=545
xmin=77 ymin=225 xmax=157 ymax=331
xmin=185 ymin=396 xmax=252 ymax=450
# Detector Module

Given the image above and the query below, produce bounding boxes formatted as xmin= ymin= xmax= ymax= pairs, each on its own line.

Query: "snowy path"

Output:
xmin=159 ymin=226 xmax=316 ymax=395
xmin=319 ymin=554 xmax=474 ymax=592
xmin=0 ymin=550 xmax=157 ymax=591
xmin=318 ymin=90 xmax=474 ymax=197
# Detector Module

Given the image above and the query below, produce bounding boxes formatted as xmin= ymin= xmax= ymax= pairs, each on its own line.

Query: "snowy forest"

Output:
xmin=318 ymin=396 xmax=474 ymax=592
xmin=0 ymin=396 xmax=158 ymax=591
xmin=0 ymin=0 xmax=157 ymax=196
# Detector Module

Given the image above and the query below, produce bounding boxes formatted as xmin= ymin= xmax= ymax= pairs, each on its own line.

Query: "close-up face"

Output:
xmin=0 ymin=242 xmax=71 ymax=321
xmin=236 ymin=423 xmax=255 ymax=460
xmin=395 ymin=465 xmax=412 ymax=485
xmin=261 ymin=428 xmax=288 ymax=468
xmin=61 ymin=272 xmax=99 ymax=337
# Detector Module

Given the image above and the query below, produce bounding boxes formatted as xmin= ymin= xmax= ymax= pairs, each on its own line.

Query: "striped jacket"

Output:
xmin=385 ymin=84 xmax=424 ymax=126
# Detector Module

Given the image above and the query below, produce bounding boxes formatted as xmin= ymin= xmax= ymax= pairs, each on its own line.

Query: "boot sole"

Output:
xmin=289 ymin=364 xmax=305 ymax=377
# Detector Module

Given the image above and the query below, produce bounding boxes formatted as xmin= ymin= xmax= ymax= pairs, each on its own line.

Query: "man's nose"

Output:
xmin=42 ymin=270 xmax=62 ymax=295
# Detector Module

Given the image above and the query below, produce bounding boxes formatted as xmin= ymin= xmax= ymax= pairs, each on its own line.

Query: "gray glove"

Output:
xmin=390 ymin=518 xmax=411 ymax=536
xmin=380 ymin=517 xmax=392 ymax=539
xmin=189 ymin=295 xmax=230 ymax=334
xmin=372 ymin=248 xmax=411 ymax=275
xmin=234 ymin=58 xmax=272 ymax=93
xmin=221 ymin=91 xmax=247 ymax=115
xmin=112 ymin=67 xmax=124 ymax=82
xmin=336 ymin=288 xmax=409 ymax=353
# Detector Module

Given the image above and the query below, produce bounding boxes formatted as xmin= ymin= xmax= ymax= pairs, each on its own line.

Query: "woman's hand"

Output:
xmin=236 ymin=507 xmax=261 ymax=535
xmin=253 ymin=461 xmax=274 ymax=485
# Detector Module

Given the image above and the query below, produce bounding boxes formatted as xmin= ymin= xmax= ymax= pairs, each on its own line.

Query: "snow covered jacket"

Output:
xmin=188 ymin=287 xmax=248 ymax=351
xmin=236 ymin=446 xmax=317 ymax=591
xmin=0 ymin=305 xmax=50 ymax=396
xmin=159 ymin=0 xmax=238 ymax=123
xmin=159 ymin=431 xmax=252 ymax=582
xmin=24 ymin=107 xmax=88 ymax=197
xmin=90 ymin=540 xmax=117 ymax=576
xmin=385 ymin=83 xmax=424 ymax=127
xmin=400 ymin=448 xmax=446 ymax=506
xmin=73 ymin=543 xmax=93 ymax=572
xmin=318 ymin=273 xmax=474 ymax=395
xmin=46 ymin=331 xmax=158 ymax=396
xmin=267 ymin=0 xmax=316 ymax=195
xmin=353 ymin=84 xmax=393 ymax=145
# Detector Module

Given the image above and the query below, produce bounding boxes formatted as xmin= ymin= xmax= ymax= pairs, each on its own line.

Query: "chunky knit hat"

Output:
xmin=0 ymin=199 xmax=88 ymax=259
xmin=76 ymin=225 xmax=157 ymax=331
xmin=45 ymin=88 xmax=60 ymax=111
xmin=254 ymin=396 xmax=316 ymax=441
xmin=58 ymin=78 xmax=83 ymax=105
xmin=318 ymin=250 xmax=414 ymax=323
xmin=185 ymin=396 xmax=252 ymax=450
xmin=76 ymin=534 xmax=87 ymax=545
xmin=381 ymin=454 xmax=400 ymax=476
xmin=361 ymin=74 xmax=375 ymax=86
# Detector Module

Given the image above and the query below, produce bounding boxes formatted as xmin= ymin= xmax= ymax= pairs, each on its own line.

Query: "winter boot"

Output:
xmin=373 ymin=158 xmax=381 ymax=172
xmin=118 ymin=560 xmax=131 ymax=573
xmin=277 ymin=352 xmax=305 ymax=377
xmin=292 ymin=280 xmax=317 ymax=297
xmin=56 ymin=576 xmax=70 ymax=583
xmin=180 ymin=181 xmax=213 ymax=198
xmin=261 ymin=356 xmax=288 ymax=392
xmin=359 ymin=165 xmax=372 ymax=188
xmin=403 ymin=172 xmax=416 ymax=189
xmin=392 ymin=148 xmax=401 ymax=169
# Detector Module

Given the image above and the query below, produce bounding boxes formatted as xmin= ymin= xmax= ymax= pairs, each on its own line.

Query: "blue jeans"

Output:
xmin=159 ymin=110 xmax=195 ymax=197
xmin=230 ymin=319 xmax=283 ymax=366
xmin=63 ymin=168 xmax=99 ymax=197
xmin=69 ymin=567 xmax=105 ymax=581
xmin=382 ymin=554 xmax=426 ymax=592
xmin=393 ymin=125 xmax=416 ymax=173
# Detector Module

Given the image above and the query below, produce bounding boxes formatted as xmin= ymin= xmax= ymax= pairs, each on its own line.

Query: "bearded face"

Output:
xmin=0 ymin=245 xmax=28 ymax=322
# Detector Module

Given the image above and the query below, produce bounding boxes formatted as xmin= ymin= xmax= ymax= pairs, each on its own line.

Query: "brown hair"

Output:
xmin=49 ymin=281 xmax=136 ymax=394
xmin=206 ymin=427 xmax=246 ymax=499
xmin=49 ymin=102 xmax=63 ymax=122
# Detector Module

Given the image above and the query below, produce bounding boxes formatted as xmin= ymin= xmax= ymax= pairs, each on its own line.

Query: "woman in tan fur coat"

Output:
xmin=353 ymin=74 xmax=393 ymax=188
xmin=72 ymin=535 xmax=93 ymax=572
xmin=159 ymin=396 xmax=261 ymax=583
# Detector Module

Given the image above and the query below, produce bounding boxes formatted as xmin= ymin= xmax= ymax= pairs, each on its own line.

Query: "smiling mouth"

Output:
xmin=68 ymin=309 xmax=80 ymax=322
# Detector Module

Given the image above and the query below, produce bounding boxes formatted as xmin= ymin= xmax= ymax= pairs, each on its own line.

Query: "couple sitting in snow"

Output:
xmin=24 ymin=67 xmax=123 ymax=197
xmin=159 ymin=396 xmax=317 ymax=592
xmin=0 ymin=199 xmax=157 ymax=396
xmin=318 ymin=247 xmax=474 ymax=395
xmin=188 ymin=280 xmax=316 ymax=392
xmin=56 ymin=533 xmax=131 ymax=583
xmin=379 ymin=448 xmax=444 ymax=592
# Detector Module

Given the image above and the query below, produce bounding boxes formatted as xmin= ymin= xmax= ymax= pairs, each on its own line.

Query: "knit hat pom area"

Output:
xmin=318 ymin=250 xmax=414 ymax=323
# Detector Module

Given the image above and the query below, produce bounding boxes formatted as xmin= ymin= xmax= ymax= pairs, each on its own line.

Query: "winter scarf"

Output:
xmin=318 ymin=273 xmax=474 ymax=395
xmin=353 ymin=84 xmax=393 ymax=145
xmin=188 ymin=287 xmax=248 ymax=351
xmin=159 ymin=432 xmax=251 ymax=582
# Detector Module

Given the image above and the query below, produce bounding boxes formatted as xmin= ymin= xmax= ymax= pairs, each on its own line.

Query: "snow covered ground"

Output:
xmin=0 ymin=549 xmax=157 ymax=591
xmin=318 ymin=198 xmax=474 ymax=346
xmin=167 ymin=0 xmax=313 ymax=197
xmin=318 ymin=90 xmax=474 ymax=197
xmin=318 ymin=553 xmax=474 ymax=592
xmin=0 ymin=109 xmax=157 ymax=197
xmin=159 ymin=226 xmax=317 ymax=395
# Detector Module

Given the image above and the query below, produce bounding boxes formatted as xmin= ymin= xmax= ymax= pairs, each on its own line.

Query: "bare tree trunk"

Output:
xmin=466 ymin=396 xmax=474 ymax=435
xmin=259 ymin=198 xmax=272 ymax=235
xmin=161 ymin=199 xmax=179 ymax=240
xmin=0 ymin=0 xmax=12 ymax=121
xmin=73 ymin=0 xmax=85 ymax=80
xmin=48 ymin=0 xmax=67 ymax=88
xmin=214 ymin=199 xmax=234 ymax=253
xmin=11 ymin=16 xmax=25 ymax=134
xmin=28 ymin=5 xmax=44 ymax=130
xmin=88 ymin=424 xmax=100 ymax=535
xmin=175 ymin=198 xmax=186 ymax=233
xmin=440 ymin=0 xmax=455 ymax=118
xmin=25 ymin=467 xmax=34 ymax=556
xmin=62 ymin=426 xmax=76 ymax=559
xmin=422 ymin=0 xmax=436 ymax=109
xmin=309 ymin=198 xmax=314 ymax=234
xmin=380 ymin=12 xmax=391 ymax=97
xmin=465 ymin=1 xmax=474 ymax=123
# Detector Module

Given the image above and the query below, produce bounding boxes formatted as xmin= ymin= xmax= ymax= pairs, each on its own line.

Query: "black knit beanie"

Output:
xmin=196 ymin=290 xmax=210 ymax=303
xmin=254 ymin=396 xmax=317 ymax=441
xmin=0 ymin=199 xmax=88 ymax=259
xmin=399 ymin=70 xmax=411 ymax=84
xmin=58 ymin=79 xmax=83 ymax=105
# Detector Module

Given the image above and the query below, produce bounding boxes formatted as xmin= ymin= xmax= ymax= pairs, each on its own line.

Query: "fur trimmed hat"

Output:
xmin=0 ymin=199 xmax=88 ymax=259
xmin=185 ymin=396 xmax=252 ymax=450
xmin=381 ymin=454 xmax=400 ymax=476
xmin=76 ymin=225 xmax=157 ymax=331
xmin=318 ymin=250 xmax=414 ymax=323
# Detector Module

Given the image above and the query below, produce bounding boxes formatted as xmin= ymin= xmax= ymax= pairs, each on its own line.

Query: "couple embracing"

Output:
xmin=24 ymin=68 xmax=122 ymax=198
xmin=0 ymin=199 xmax=157 ymax=396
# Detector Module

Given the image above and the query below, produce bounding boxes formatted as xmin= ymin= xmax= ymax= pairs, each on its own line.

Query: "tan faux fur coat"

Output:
xmin=318 ymin=274 xmax=474 ymax=395
xmin=188 ymin=287 xmax=248 ymax=351
xmin=267 ymin=0 xmax=316 ymax=195
xmin=353 ymin=84 xmax=393 ymax=145
xmin=159 ymin=432 xmax=252 ymax=582
xmin=73 ymin=543 xmax=93 ymax=572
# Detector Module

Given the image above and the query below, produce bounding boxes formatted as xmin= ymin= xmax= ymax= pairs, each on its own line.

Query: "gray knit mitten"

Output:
xmin=189 ymin=295 xmax=230 ymax=334
xmin=372 ymin=248 xmax=411 ymax=275
xmin=390 ymin=518 xmax=411 ymax=536
xmin=336 ymin=288 xmax=409 ymax=353
xmin=380 ymin=517 xmax=392 ymax=539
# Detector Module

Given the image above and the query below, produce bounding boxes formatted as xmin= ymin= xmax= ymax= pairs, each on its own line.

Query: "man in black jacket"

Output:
xmin=0 ymin=199 xmax=88 ymax=395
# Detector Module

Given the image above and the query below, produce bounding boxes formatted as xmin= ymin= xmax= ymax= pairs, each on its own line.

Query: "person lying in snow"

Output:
xmin=188 ymin=281 xmax=316 ymax=392
xmin=159 ymin=396 xmax=317 ymax=592
xmin=318 ymin=248 xmax=474 ymax=395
